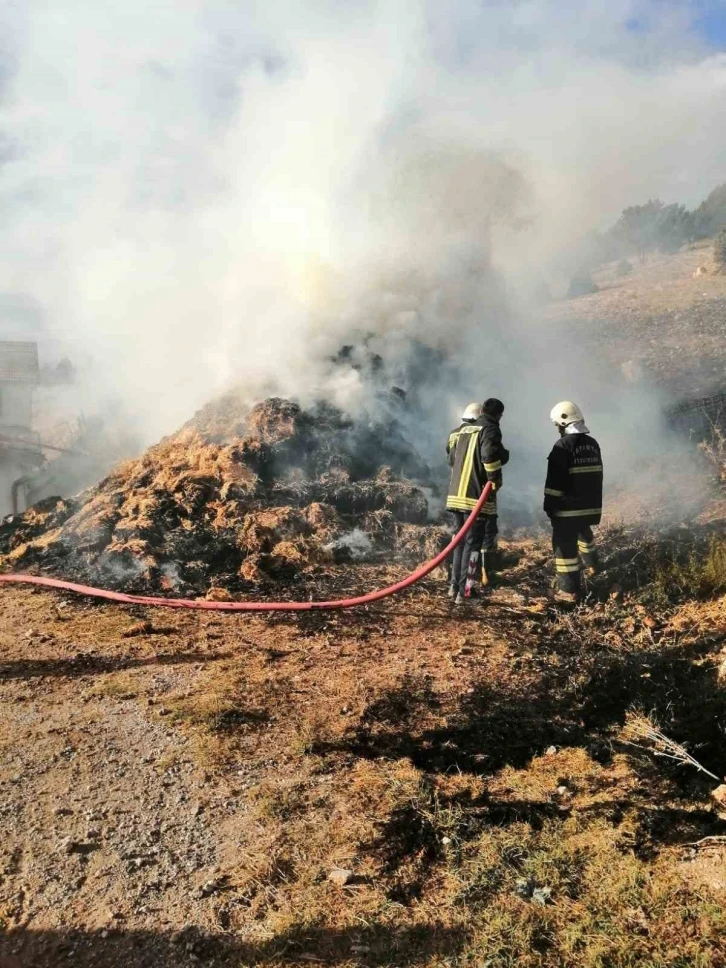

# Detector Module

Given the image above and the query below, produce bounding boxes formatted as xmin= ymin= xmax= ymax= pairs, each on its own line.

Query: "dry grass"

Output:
xmin=3 ymin=507 xmax=726 ymax=966
xmin=159 ymin=631 xmax=726 ymax=966
xmin=650 ymin=534 xmax=726 ymax=602
xmin=87 ymin=670 xmax=141 ymax=700
xmin=164 ymin=663 xmax=272 ymax=769
xmin=200 ymin=746 xmax=726 ymax=966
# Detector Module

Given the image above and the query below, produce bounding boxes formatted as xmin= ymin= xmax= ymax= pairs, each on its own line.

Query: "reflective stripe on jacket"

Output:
xmin=544 ymin=433 xmax=603 ymax=525
xmin=446 ymin=414 xmax=509 ymax=513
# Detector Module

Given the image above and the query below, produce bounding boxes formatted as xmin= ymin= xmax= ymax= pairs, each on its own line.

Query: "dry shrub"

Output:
xmin=699 ymin=423 xmax=726 ymax=483
xmin=651 ymin=535 xmax=726 ymax=601
xmin=621 ymin=711 xmax=721 ymax=781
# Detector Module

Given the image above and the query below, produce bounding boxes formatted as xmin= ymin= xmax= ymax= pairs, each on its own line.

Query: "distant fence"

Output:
xmin=666 ymin=391 xmax=726 ymax=440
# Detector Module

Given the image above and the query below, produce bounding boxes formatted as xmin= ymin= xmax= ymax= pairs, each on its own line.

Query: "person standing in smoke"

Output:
xmin=544 ymin=401 xmax=603 ymax=604
xmin=446 ymin=399 xmax=509 ymax=605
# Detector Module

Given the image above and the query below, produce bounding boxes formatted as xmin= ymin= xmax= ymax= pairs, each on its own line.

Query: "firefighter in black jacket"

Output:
xmin=544 ymin=401 xmax=603 ymax=603
xmin=446 ymin=398 xmax=509 ymax=605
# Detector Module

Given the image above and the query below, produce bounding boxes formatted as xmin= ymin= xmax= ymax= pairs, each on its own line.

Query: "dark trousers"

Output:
xmin=551 ymin=521 xmax=598 ymax=593
xmin=450 ymin=511 xmax=498 ymax=593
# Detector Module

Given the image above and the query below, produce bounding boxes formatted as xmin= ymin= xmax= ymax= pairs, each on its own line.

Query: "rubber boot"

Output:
xmin=578 ymin=541 xmax=600 ymax=577
xmin=554 ymin=569 xmax=581 ymax=605
xmin=482 ymin=551 xmax=497 ymax=587
xmin=474 ymin=553 xmax=483 ymax=586
xmin=554 ymin=589 xmax=579 ymax=606
xmin=489 ymin=541 xmax=502 ymax=572
xmin=464 ymin=552 xmax=482 ymax=594
xmin=582 ymin=552 xmax=601 ymax=578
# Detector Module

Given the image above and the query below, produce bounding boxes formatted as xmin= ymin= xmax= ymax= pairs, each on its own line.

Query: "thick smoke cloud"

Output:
xmin=1 ymin=0 xmax=725 ymax=516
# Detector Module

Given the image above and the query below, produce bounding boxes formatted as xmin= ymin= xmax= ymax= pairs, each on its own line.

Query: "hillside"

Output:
xmin=546 ymin=241 xmax=726 ymax=397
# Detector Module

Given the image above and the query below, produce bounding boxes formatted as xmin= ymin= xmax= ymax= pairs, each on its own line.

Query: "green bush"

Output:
xmin=616 ymin=258 xmax=633 ymax=277
xmin=609 ymin=200 xmax=693 ymax=258
xmin=693 ymin=183 xmax=726 ymax=238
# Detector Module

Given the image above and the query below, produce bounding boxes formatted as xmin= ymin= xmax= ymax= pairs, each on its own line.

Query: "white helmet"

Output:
xmin=550 ymin=400 xmax=584 ymax=428
xmin=461 ymin=401 xmax=483 ymax=421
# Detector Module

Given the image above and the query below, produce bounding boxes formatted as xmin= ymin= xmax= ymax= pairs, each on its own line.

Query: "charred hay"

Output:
xmin=0 ymin=395 xmax=447 ymax=595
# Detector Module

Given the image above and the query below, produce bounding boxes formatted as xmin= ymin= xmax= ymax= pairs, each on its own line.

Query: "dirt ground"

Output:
xmin=2 ymin=522 xmax=726 ymax=967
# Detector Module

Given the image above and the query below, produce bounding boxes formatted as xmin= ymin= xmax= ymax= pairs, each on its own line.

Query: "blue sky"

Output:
xmin=627 ymin=2 xmax=726 ymax=52
xmin=696 ymin=4 xmax=726 ymax=48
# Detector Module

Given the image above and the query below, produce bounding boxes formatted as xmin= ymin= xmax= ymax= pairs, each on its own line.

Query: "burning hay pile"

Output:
xmin=0 ymin=394 xmax=448 ymax=595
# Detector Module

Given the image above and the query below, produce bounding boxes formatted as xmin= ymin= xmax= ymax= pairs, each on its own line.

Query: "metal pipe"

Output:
xmin=11 ymin=475 xmax=31 ymax=515
xmin=0 ymin=433 xmax=88 ymax=457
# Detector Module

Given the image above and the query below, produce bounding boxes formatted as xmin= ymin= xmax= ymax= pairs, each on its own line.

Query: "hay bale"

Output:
xmin=1 ymin=394 xmax=439 ymax=592
xmin=239 ymin=556 xmax=264 ymax=583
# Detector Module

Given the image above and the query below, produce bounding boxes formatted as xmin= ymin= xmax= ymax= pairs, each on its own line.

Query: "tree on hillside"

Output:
xmin=610 ymin=200 xmax=662 ymax=260
xmin=654 ymin=202 xmax=694 ymax=252
xmin=609 ymin=200 xmax=693 ymax=259
xmin=693 ymin=183 xmax=726 ymax=239
xmin=714 ymin=228 xmax=726 ymax=269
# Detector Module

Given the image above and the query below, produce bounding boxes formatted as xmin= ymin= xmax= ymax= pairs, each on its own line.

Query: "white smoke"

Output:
xmin=324 ymin=528 xmax=375 ymax=560
xmin=0 ymin=0 xmax=725 ymax=509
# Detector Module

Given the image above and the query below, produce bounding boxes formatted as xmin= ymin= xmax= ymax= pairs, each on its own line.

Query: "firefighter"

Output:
xmin=544 ymin=401 xmax=603 ymax=604
xmin=446 ymin=398 xmax=509 ymax=605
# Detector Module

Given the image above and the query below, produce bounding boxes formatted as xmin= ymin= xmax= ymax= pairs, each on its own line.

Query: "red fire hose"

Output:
xmin=0 ymin=484 xmax=491 ymax=611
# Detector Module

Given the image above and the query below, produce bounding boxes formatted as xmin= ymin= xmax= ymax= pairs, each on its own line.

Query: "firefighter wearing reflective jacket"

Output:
xmin=544 ymin=401 xmax=603 ymax=603
xmin=446 ymin=399 xmax=509 ymax=605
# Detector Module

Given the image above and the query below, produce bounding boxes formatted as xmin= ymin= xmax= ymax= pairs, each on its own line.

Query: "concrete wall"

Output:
xmin=0 ymin=458 xmax=24 ymax=518
xmin=0 ymin=383 xmax=33 ymax=430
xmin=0 ymin=383 xmax=36 ymax=516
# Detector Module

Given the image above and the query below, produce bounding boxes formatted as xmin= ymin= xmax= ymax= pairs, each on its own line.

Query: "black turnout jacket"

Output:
xmin=446 ymin=413 xmax=509 ymax=513
xmin=544 ymin=432 xmax=603 ymax=525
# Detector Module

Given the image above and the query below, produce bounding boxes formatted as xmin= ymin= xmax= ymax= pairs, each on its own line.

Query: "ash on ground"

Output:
xmin=0 ymin=394 xmax=450 ymax=596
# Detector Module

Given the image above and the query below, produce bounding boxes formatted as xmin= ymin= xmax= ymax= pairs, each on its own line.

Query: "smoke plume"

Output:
xmin=1 ymin=0 xmax=725 ymax=519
